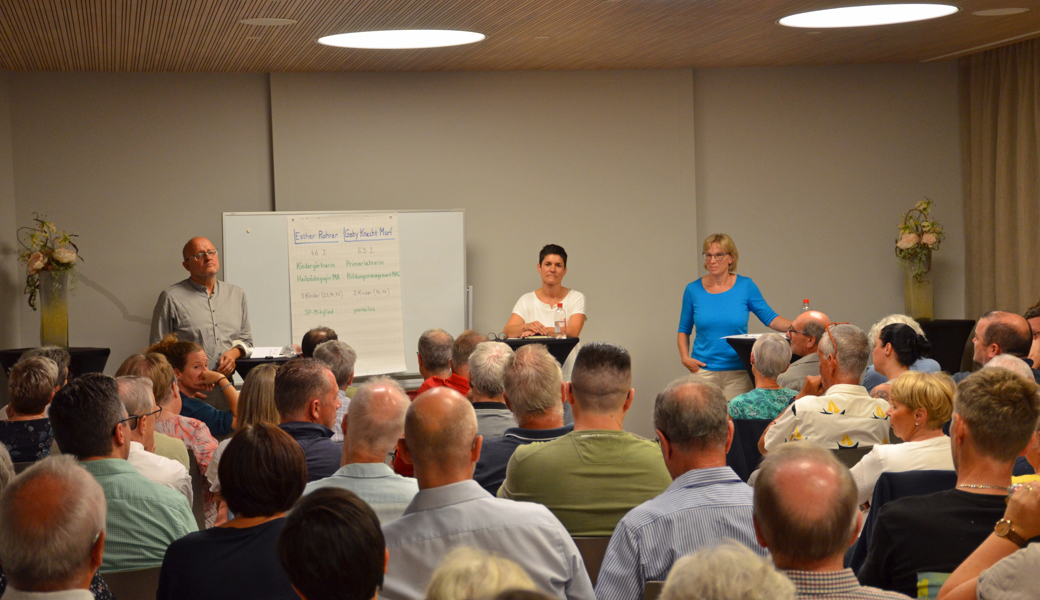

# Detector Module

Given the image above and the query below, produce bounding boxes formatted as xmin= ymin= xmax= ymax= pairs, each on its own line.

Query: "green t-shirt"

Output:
xmin=498 ymin=429 xmax=672 ymax=536
xmin=153 ymin=432 xmax=190 ymax=471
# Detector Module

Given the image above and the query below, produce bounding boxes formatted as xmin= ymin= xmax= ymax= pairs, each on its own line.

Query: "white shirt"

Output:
xmin=127 ymin=441 xmax=193 ymax=506
xmin=850 ymin=435 xmax=954 ymax=505
xmin=511 ymin=290 xmax=586 ymax=328
xmin=763 ymin=384 xmax=891 ymax=452
xmin=206 ymin=438 xmax=231 ymax=493
xmin=1 ymin=589 xmax=93 ymax=600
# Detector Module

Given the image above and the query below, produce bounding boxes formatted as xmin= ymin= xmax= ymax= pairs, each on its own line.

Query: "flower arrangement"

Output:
xmin=17 ymin=214 xmax=81 ymax=310
xmin=895 ymin=198 xmax=944 ymax=282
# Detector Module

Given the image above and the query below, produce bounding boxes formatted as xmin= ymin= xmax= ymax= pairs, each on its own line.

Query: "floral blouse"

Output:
xmin=0 ymin=418 xmax=53 ymax=462
xmin=154 ymin=415 xmax=227 ymax=528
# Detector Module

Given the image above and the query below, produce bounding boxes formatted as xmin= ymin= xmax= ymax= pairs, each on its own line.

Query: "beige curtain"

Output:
xmin=961 ymin=39 xmax=1040 ymax=317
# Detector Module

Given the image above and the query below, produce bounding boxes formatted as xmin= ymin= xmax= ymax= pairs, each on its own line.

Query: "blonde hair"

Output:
xmin=702 ymin=233 xmax=739 ymax=273
xmin=889 ymin=372 xmax=954 ymax=430
xmin=425 ymin=547 xmax=537 ymax=600
xmin=238 ymin=363 xmax=280 ymax=427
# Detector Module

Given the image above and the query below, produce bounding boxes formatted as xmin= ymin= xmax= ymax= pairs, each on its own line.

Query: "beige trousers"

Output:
xmin=688 ymin=368 xmax=753 ymax=401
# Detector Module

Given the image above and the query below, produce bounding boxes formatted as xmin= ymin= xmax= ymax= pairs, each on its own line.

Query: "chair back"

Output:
xmin=726 ymin=419 xmax=772 ymax=482
xmin=643 ymin=580 xmax=665 ymax=600
xmin=572 ymin=536 xmax=611 ymax=587
xmin=187 ymin=449 xmax=205 ymax=530
xmin=102 ymin=566 xmax=162 ymax=600
xmin=832 ymin=445 xmax=872 ymax=469
xmin=845 ymin=469 xmax=957 ymax=573
xmin=12 ymin=461 xmax=35 ymax=474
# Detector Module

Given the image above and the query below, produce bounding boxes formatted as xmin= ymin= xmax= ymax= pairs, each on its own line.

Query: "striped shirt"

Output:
xmin=595 ymin=467 xmax=764 ymax=600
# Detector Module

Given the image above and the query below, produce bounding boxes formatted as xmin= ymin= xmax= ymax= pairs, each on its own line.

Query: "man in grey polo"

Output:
xmin=150 ymin=236 xmax=253 ymax=377
xmin=302 ymin=377 xmax=418 ymax=523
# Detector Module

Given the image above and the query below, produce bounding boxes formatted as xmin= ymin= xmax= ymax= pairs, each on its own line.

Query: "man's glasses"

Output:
xmin=702 ymin=252 xmax=729 ymax=262
xmin=114 ymin=406 xmax=162 ymax=433
xmin=787 ymin=326 xmax=807 ymax=336
xmin=187 ymin=249 xmax=218 ymax=262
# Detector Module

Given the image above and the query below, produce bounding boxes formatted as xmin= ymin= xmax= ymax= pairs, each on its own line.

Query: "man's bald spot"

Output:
xmin=182 ymin=237 xmax=213 ymax=260
xmin=771 ymin=457 xmax=843 ymax=523
xmin=9 ymin=473 xmax=69 ymax=533
xmin=348 ymin=381 xmax=410 ymax=453
xmin=989 ymin=311 xmax=1031 ymax=335
xmin=794 ymin=310 xmax=829 ymax=328
xmin=405 ymin=387 xmax=478 ymax=467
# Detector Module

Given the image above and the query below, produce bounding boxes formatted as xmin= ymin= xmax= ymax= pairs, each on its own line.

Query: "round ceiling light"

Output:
xmin=239 ymin=18 xmax=297 ymax=26
xmin=318 ymin=29 xmax=486 ymax=49
xmin=779 ymin=4 xmax=959 ymax=28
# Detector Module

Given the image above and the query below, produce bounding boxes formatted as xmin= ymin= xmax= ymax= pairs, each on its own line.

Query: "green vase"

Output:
xmin=39 ymin=270 xmax=69 ymax=347
xmin=903 ymin=252 xmax=933 ymax=321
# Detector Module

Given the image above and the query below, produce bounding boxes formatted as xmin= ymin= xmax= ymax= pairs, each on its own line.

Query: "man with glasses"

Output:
xmin=49 ymin=373 xmax=196 ymax=573
xmin=759 ymin=323 xmax=891 ymax=455
xmin=150 ymin=236 xmax=253 ymax=377
xmin=116 ymin=375 xmax=192 ymax=505
xmin=776 ymin=310 xmax=830 ymax=393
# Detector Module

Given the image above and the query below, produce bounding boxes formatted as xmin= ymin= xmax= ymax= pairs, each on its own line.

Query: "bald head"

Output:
xmin=790 ymin=311 xmax=830 ymax=357
xmin=346 ymin=377 xmax=409 ymax=458
xmin=405 ymin=387 xmax=478 ymax=474
xmin=976 ymin=311 xmax=1033 ymax=364
xmin=753 ymin=444 xmax=858 ymax=566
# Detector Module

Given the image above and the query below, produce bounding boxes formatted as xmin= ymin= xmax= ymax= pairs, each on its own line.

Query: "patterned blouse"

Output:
xmin=0 ymin=418 xmax=54 ymax=462
xmin=728 ymin=387 xmax=798 ymax=420
xmin=154 ymin=415 xmax=227 ymax=528
xmin=0 ymin=567 xmax=113 ymax=599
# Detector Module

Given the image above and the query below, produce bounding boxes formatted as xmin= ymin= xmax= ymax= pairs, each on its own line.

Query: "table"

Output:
xmin=504 ymin=337 xmax=580 ymax=366
xmin=0 ymin=347 xmax=111 ymax=378
xmin=234 ymin=356 xmax=293 ymax=379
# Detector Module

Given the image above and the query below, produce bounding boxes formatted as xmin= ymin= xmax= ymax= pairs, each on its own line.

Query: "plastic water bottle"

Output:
xmin=802 ymin=299 xmax=811 ymax=312
xmin=555 ymin=303 xmax=567 ymax=339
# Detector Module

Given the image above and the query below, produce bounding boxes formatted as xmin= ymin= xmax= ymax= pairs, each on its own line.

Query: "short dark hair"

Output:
xmin=878 ymin=323 xmax=932 ymax=367
xmin=219 ymin=424 xmax=306 ymax=518
xmin=654 ymin=377 xmax=729 ymax=452
xmin=274 ymin=358 xmax=335 ymax=419
xmin=20 ymin=346 xmax=70 ymax=387
xmin=981 ymin=312 xmax=1032 ymax=358
xmin=452 ymin=330 xmax=487 ymax=371
xmin=302 ymin=326 xmax=338 ymax=359
xmin=570 ymin=342 xmax=632 ymax=412
xmin=1025 ymin=298 xmax=1040 ymax=321
xmin=278 ymin=488 xmax=385 ymax=600
xmin=539 ymin=244 xmax=567 ymax=267
xmin=49 ymin=374 xmax=125 ymax=460
xmin=418 ymin=329 xmax=453 ymax=373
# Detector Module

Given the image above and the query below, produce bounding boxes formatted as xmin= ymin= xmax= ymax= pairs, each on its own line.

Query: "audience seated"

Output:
xmin=858 ymin=368 xmax=1040 ymax=597
xmin=596 ymin=378 xmax=765 ymax=600
xmin=753 ymin=443 xmax=909 ymax=600
xmin=302 ymin=325 xmax=338 ymax=358
xmin=49 ymin=374 xmax=196 ymax=572
xmin=116 ymin=353 xmax=222 ymax=526
xmin=158 ymin=424 xmax=303 ymax=600
xmin=0 ymin=456 xmax=110 ymax=599
xmin=314 ymin=339 xmax=357 ymax=442
xmin=115 ymin=376 xmax=192 ymax=504
xmin=382 ymin=387 xmax=594 ymax=600
xmin=868 ymin=324 xmax=933 ymax=401
xmin=416 ymin=329 xmax=485 ymax=397
xmin=275 ymin=358 xmax=343 ymax=482
xmin=472 ymin=344 xmax=573 ymax=496
xmin=467 ymin=341 xmax=516 ymax=438
xmin=937 ymin=478 xmax=1040 ymax=600
xmin=1 ymin=356 xmax=58 ymax=462
xmin=761 ymin=324 xmax=891 ymax=454
xmin=278 ymin=488 xmax=387 ymax=600
xmin=206 ymin=363 xmax=280 ymax=494
xmin=777 ymin=310 xmax=830 ymax=392
xmin=424 ymin=547 xmax=538 ymax=600
xmin=850 ymin=372 xmax=955 ymax=507
xmin=862 ymin=315 xmax=941 ymax=394
xmin=728 ymin=333 xmax=797 ymax=420
xmin=499 ymin=342 xmax=671 ymax=536
xmin=149 ymin=335 xmax=239 ymax=437
xmin=658 ymin=541 xmax=795 ymax=600
xmin=954 ymin=311 xmax=1040 ymax=383
xmin=303 ymin=377 xmax=418 ymax=523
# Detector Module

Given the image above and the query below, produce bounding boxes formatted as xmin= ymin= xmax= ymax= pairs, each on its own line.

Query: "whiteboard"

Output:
xmin=222 ymin=210 xmax=466 ymax=375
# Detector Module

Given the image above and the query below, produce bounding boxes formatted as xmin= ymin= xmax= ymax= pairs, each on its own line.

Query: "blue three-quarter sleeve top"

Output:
xmin=678 ymin=275 xmax=779 ymax=372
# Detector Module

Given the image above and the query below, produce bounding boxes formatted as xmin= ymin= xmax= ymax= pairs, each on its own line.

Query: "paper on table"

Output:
xmin=251 ymin=346 xmax=286 ymax=359
xmin=286 ymin=213 xmax=406 ymax=375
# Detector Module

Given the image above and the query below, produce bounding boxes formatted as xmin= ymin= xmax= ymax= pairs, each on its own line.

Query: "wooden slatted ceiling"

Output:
xmin=0 ymin=0 xmax=1038 ymax=72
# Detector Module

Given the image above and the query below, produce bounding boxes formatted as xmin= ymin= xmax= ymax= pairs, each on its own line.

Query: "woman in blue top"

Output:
xmin=677 ymin=233 xmax=791 ymax=399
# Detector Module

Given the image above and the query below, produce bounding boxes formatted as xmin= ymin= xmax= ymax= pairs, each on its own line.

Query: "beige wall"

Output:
xmin=0 ymin=65 xmax=962 ymax=437
xmin=0 ymin=70 xmax=16 ymax=403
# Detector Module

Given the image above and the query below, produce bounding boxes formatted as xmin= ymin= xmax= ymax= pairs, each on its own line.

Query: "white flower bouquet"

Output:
xmin=895 ymin=199 xmax=944 ymax=282
xmin=17 ymin=214 xmax=82 ymax=310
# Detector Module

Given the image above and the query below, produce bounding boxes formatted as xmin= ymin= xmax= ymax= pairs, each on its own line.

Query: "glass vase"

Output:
xmin=903 ymin=253 xmax=933 ymax=321
xmin=39 ymin=270 xmax=69 ymax=347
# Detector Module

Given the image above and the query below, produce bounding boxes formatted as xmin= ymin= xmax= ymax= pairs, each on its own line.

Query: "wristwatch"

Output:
xmin=994 ymin=518 xmax=1028 ymax=548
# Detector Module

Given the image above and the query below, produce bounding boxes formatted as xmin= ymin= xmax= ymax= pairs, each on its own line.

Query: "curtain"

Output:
xmin=962 ymin=39 xmax=1040 ymax=317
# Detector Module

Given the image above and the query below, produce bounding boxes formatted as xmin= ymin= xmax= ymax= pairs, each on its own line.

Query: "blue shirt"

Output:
xmin=179 ymin=392 xmax=233 ymax=437
xmin=279 ymin=421 xmax=342 ymax=482
xmin=303 ymin=462 xmax=419 ymax=524
xmin=595 ymin=467 xmax=764 ymax=600
xmin=473 ymin=424 xmax=574 ymax=496
xmin=677 ymin=276 xmax=779 ymax=371
xmin=862 ymin=357 xmax=941 ymax=393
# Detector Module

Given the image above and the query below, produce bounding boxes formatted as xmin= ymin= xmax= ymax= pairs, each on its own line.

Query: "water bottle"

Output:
xmin=802 ymin=299 xmax=811 ymax=312
xmin=555 ymin=303 xmax=567 ymax=339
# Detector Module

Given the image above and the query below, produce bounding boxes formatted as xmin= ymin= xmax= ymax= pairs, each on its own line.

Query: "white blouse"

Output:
xmin=511 ymin=290 xmax=586 ymax=328
xmin=850 ymin=434 xmax=954 ymax=506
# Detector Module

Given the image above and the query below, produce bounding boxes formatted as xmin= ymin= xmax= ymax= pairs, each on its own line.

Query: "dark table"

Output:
xmin=0 ymin=347 xmax=111 ymax=378
xmin=504 ymin=337 xmax=579 ymax=366
xmin=918 ymin=319 xmax=976 ymax=374
xmin=725 ymin=336 xmax=758 ymax=384
xmin=234 ymin=356 xmax=293 ymax=379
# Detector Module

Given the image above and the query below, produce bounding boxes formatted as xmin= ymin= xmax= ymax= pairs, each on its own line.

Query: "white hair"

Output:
xmin=752 ymin=334 xmax=793 ymax=380
xmin=661 ymin=541 xmax=795 ymax=600
xmin=983 ymin=354 xmax=1036 ymax=382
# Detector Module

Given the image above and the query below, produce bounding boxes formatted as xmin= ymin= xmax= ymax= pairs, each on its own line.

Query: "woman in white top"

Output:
xmin=503 ymin=244 xmax=586 ymax=339
xmin=851 ymin=371 xmax=955 ymax=507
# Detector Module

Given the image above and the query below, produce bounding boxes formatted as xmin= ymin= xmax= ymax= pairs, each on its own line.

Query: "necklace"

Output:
xmin=957 ymin=484 xmax=1010 ymax=492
